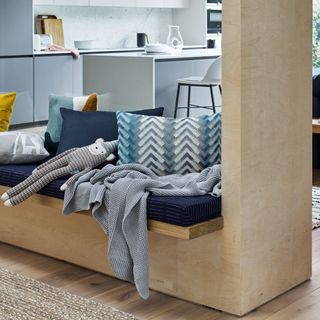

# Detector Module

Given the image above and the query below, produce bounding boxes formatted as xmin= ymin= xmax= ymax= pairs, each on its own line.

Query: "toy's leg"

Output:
xmin=1 ymin=158 xmax=68 ymax=201
xmin=4 ymin=166 xmax=71 ymax=207
xmin=60 ymin=167 xmax=92 ymax=191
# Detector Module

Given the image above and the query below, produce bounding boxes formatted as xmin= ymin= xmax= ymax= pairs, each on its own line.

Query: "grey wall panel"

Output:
xmin=0 ymin=57 xmax=34 ymax=124
xmin=34 ymin=56 xmax=74 ymax=121
xmin=0 ymin=0 xmax=33 ymax=56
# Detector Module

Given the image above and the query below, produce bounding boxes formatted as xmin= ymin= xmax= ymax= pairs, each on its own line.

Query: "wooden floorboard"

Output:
xmin=0 ymin=172 xmax=318 ymax=319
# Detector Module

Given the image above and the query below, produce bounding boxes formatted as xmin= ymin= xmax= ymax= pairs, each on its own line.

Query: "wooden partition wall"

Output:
xmin=222 ymin=0 xmax=312 ymax=315
xmin=0 ymin=0 xmax=313 ymax=317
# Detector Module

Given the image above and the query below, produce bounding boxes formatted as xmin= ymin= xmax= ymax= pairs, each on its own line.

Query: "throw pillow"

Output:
xmin=56 ymin=107 xmax=164 ymax=154
xmin=117 ymin=112 xmax=221 ymax=175
xmin=0 ymin=92 xmax=16 ymax=132
xmin=44 ymin=93 xmax=98 ymax=156
xmin=0 ymin=131 xmax=49 ymax=164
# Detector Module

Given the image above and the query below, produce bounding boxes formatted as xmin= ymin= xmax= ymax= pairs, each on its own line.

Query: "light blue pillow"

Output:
xmin=116 ymin=112 xmax=221 ymax=176
xmin=44 ymin=95 xmax=73 ymax=156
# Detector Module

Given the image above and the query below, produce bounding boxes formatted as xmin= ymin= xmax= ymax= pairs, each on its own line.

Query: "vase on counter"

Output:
xmin=166 ymin=25 xmax=183 ymax=52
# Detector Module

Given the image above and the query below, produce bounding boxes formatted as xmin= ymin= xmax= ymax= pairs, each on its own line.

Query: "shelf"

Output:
xmin=148 ymin=217 xmax=224 ymax=240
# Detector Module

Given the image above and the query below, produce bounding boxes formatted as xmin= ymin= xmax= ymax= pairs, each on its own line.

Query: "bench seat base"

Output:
xmin=0 ymin=185 xmax=310 ymax=316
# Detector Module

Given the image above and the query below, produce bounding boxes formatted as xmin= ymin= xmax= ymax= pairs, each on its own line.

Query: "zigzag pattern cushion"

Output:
xmin=117 ymin=112 xmax=221 ymax=176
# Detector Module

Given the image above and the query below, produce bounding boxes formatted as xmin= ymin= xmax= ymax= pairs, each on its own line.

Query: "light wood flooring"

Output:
xmin=0 ymin=176 xmax=319 ymax=320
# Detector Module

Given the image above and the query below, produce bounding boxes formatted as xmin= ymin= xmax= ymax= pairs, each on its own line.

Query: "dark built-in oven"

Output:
xmin=207 ymin=9 xmax=222 ymax=34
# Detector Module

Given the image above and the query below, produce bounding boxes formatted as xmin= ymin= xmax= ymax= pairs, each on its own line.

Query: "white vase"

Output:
xmin=166 ymin=25 xmax=183 ymax=52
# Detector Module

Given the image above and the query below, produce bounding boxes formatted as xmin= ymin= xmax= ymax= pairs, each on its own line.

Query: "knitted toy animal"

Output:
xmin=1 ymin=139 xmax=117 ymax=207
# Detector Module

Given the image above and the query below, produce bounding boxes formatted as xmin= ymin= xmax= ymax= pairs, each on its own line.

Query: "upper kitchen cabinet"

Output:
xmin=33 ymin=0 xmax=54 ymax=4
xmin=162 ymin=0 xmax=189 ymax=8
xmin=173 ymin=0 xmax=207 ymax=46
xmin=112 ymin=0 xmax=133 ymax=7
xmin=89 ymin=0 xmax=112 ymax=6
xmin=0 ymin=0 xmax=33 ymax=56
xmin=34 ymin=0 xmax=89 ymax=4
xmin=54 ymin=0 xmax=89 ymax=5
xmin=34 ymin=0 xmax=189 ymax=8
xmin=99 ymin=0 xmax=189 ymax=8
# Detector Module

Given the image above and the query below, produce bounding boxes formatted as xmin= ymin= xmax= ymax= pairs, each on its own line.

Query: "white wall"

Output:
xmin=34 ymin=6 xmax=172 ymax=48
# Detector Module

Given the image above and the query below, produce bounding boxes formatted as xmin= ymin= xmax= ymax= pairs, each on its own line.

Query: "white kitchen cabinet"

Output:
xmin=34 ymin=0 xmax=89 ymax=5
xmin=163 ymin=0 xmax=189 ymax=8
xmin=33 ymin=0 xmax=54 ymax=4
xmin=34 ymin=55 xmax=83 ymax=121
xmin=34 ymin=0 xmax=188 ymax=7
xmin=115 ymin=0 xmax=189 ymax=8
xmin=135 ymin=0 xmax=163 ymax=8
xmin=0 ymin=58 xmax=34 ymax=125
xmin=89 ymin=0 xmax=112 ymax=6
xmin=112 ymin=0 xmax=133 ymax=7
xmin=54 ymin=0 xmax=89 ymax=5
xmin=173 ymin=0 xmax=207 ymax=45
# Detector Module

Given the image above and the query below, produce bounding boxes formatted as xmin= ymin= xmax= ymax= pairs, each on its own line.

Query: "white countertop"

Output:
xmin=34 ymin=47 xmax=144 ymax=56
xmin=89 ymin=48 xmax=221 ymax=61
xmin=33 ymin=45 xmax=207 ymax=56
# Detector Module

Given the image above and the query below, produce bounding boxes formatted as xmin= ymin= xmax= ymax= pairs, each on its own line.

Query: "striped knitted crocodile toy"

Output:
xmin=1 ymin=138 xmax=117 ymax=207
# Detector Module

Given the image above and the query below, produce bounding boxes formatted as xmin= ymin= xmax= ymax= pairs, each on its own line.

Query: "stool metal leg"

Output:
xmin=174 ymin=83 xmax=181 ymax=118
xmin=187 ymin=85 xmax=192 ymax=117
xmin=210 ymin=85 xmax=216 ymax=114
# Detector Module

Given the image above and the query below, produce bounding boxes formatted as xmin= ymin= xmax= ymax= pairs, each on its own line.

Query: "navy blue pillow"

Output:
xmin=57 ymin=107 xmax=164 ymax=154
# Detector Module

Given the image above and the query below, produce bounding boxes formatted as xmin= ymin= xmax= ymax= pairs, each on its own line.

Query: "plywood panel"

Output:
xmin=0 ymin=0 xmax=313 ymax=316
xmin=222 ymin=0 xmax=312 ymax=315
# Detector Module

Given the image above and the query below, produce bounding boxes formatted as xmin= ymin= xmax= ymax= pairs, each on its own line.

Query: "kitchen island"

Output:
xmin=83 ymin=49 xmax=221 ymax=117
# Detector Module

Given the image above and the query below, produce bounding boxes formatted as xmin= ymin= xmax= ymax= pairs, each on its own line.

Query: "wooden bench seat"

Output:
xmin=0 ymin=185 xmax=223 ymax=240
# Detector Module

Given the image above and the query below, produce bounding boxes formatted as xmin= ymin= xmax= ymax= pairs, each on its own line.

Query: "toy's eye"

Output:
xmin=95 ymin=147 xmax=98 ymax=149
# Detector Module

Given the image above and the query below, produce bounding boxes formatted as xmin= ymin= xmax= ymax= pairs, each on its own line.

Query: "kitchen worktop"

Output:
xmin=33 ymin=45 xmax=207 ymax=57
xmin=34 ymin=47 xmax=145 ymax=56
xmin=88 ymin=48 xmax=221 ymax=61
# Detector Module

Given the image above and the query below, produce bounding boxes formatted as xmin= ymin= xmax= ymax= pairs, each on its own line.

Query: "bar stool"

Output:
xmin=174 ymin=56 xmax=221 ymax=118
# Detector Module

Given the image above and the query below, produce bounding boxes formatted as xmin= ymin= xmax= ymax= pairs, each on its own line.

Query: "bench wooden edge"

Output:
xmin=0 ymin=185 xmax=223 ymax=240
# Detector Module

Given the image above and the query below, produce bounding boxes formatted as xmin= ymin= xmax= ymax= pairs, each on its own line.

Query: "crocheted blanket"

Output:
xmin=62 ymin=163 xmax=221 ymax=299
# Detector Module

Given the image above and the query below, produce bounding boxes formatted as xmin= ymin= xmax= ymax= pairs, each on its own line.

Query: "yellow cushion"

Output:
xmin=0 ymin=92 xmax=16 ymax=132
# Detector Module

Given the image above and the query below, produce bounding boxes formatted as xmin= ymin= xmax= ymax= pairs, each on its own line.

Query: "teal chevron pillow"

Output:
xmin=116 ymin=112 xmax=221 ymax=176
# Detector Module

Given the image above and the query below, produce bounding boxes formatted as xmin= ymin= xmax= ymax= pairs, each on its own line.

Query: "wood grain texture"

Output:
xmin=43 ymin=18 xmax=65 ymax=47
xmin=0 ymin=185 xmax=229 ymax=312
xmin=0 ymin=0 xmax=313 ymax=316
xmin=1 ymin=230 xmax=320 ymax=320
xmin=147 ymin=217 xmax=224 ymax=240
xmin=0 ymin=185 xmax=222 ymax=241
xmin=222 ymin=0 xmax=312 ymax=315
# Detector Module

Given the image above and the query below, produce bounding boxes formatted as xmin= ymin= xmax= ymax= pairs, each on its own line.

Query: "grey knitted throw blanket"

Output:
xmin=63 ymin=163 xmax=221 ymax=299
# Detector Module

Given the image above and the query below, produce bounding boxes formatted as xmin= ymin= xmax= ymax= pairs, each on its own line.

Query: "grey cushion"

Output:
xmin=0 ymin=132 xmax=49 ymax=164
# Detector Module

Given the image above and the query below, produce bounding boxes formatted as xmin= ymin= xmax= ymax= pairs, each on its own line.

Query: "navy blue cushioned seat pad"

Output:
xmin=0 ymin=164 xmax=221 ymax=227
xmin=0 ymin=163 xmax=66 ymax=199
